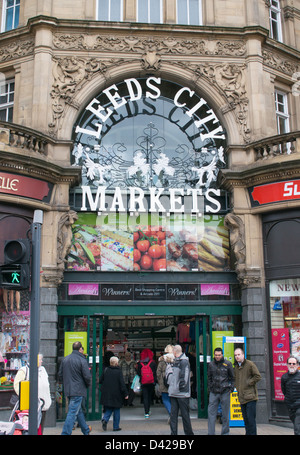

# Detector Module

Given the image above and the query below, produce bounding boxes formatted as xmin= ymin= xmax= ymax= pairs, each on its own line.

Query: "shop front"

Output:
xmin=56 ymin=76 xmax=243 ymax=420
xmin=262 ymin=209 xmax=300 ymax=421
xmin=0 ymin=200 xmax=33 ymax=408
xmin=0 ymin=167 xmax=77 ymax=414
xmin=57 ymin=273 xmax=242 ymax=420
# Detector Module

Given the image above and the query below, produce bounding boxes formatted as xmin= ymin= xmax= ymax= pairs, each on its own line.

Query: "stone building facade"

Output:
xmin=0 ymin=0 xmax=299 ymax=427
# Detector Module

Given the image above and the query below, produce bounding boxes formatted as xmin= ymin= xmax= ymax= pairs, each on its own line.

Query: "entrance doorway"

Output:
xmin=56 ymin=311 xmax=242 ymax=421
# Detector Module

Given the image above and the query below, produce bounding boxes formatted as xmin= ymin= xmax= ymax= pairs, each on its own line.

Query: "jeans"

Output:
xmin=207 ymin=391 xmax=231 ymax=435
xmin=161 ymin=392 xmax=171 ymax=415
xmin=61 ymin=396 xmax=90 ymax=435
xmin=170 ymin=397 xmax=194 ymax=435
xmin=240 ymin=400 xmax=257 ymax=435
xmin=103 ymin=407 xmax=121 ymax=430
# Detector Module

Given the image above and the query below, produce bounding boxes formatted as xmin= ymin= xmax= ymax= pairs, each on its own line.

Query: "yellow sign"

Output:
xmin=230 ymin=391 xmax=244 ymax=426
xmin=64 ymin=332 xmax=87 ymax=357
xmin=19 ymin=380 xmax=30 ymax=410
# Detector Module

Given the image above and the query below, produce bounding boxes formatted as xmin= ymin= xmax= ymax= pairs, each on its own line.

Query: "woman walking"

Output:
xmin=100 ymin=356 xmax=128 ymax=431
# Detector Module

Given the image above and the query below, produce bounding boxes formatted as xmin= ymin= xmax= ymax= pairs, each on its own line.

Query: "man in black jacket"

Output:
xmin=59 ymin=341 xmax=92 ymax=435
xmin=207 ymin=347 xmax=234 ymax=435
xmin=281 ymin=356 xmax=300 ymax=435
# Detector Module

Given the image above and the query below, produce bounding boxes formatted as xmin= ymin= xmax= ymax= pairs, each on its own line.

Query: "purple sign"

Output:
xmin=201 ymin=284 xmax=230 ymax=296
xmin=68 ymin=283 xmax=99 ymax=296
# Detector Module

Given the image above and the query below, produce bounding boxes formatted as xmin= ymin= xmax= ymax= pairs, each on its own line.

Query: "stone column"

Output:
xmin=225 ymin=213 xmax=270 ymax=423
xmin=40 ymin=287 xmax=58 ymax=427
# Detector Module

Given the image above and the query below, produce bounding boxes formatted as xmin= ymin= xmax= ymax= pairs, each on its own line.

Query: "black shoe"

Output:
xmin=113 ymin=428 xmax=122 ymax=431
xmin=102 ymin=420 xmax=107 ymax=431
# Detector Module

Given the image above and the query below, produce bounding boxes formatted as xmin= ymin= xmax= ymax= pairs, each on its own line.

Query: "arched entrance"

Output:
xmin=57 ymin=76 xmax=242 ymax=421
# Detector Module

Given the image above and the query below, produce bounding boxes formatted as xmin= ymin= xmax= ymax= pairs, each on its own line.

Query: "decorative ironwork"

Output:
xmin=72 ymin=121 xmax=225 ymax=191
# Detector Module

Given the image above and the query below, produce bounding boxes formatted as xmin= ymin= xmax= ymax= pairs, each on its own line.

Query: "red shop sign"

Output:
xmin=0 ymin=172 xmax=53 ymax=202
xmin=249 ymin=179 xmax=300 ymax=206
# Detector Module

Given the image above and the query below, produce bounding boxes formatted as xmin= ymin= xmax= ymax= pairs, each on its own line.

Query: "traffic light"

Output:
xmin=0 ymin=239 xmax=31 ymax=289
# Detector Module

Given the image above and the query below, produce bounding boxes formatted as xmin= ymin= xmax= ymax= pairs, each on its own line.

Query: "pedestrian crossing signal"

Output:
xmin=0 ymin=264 xmax=30 ymax=289
xmin=0 ymin=239 xmax=31 ymax=289
xmin=3 ymin=268 xmax=21 ymax=284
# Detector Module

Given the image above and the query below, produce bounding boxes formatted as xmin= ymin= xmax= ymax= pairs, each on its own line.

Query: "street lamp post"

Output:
xmin=28 ymin=210 xmax=43 ymax=435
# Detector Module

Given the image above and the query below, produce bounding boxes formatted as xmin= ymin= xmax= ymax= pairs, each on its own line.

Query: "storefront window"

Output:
xmin=0 ymin=291 xmax=30 ymax=395
xmin=270 ymin=278 xmax=300 ymax=400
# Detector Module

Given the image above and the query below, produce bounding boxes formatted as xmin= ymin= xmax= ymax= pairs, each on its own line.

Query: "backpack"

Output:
xmin=141 ymin=361 xmax=154 ymax=384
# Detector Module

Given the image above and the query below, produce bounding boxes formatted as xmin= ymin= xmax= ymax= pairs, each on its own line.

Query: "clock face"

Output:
xmin=72 ymin=78 xmax=226 ymax=191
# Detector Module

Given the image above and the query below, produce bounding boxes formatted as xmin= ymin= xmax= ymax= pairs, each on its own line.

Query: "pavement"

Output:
xmin=43 ymin=404 xmax=294 ymax=437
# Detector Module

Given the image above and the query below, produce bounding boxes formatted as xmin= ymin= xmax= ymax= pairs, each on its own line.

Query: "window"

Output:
xmin=275 ymin=90 xmax=290 ymax=135
xmin=2 ymin=0 xmax=20 ymax=32
xmin=176 ymin=0 xmax=202 ymax=26
xmin=97 ymin=0 xmax=123 ymax=22
xmin=137 ymin=0 xmax=162 ymax=24
xmin=269 ymin=0 xmax=282 ymax=42
xmin=0 ymin=79 xmax=14 ymax=121
xmin=269 ymin=279 xmax=300 ymax=400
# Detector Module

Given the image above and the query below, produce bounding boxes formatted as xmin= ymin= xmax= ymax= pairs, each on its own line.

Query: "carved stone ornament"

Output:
xmin=141 ymin=51 xmax=161 ymax=70
xmin=52 ymin=33 xmax=246 ymax=57
xmin=237 ymin=267 xmax=262 ymax=288
xmin=57 ymin=210 xmax=78 ymax=269
xmin=224 ymin=214 xmax=261 ymax=288
xmin=42 ymin=210 xmax=78 ymax=286
xmin=178 ymin=62 xmax=250 ymax=142
xmin=41 ymin=266 xmax=64 ymax=287
xmin=224 ymin=213 xmax=249 ymax=286
xmin=262 ymin=49 xmax=299 ymax=76
xmin=49 ymin=56 xmax=124 ymax=135
xmin=0 ymin=38 xmax=34 ymax=63
xmin=49 ymin=56 xmax=250 ymax=141
xmin=49 ymin=33 xmax=248 ymax=137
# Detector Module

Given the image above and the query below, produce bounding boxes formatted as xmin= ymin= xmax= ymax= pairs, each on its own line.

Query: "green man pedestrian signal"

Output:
xmin=0 ymin=239 xmax=31 ymax=289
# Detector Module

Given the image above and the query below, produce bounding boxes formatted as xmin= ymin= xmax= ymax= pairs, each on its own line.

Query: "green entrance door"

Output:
xmin=57 ymin=305 xmax=241 ymax=421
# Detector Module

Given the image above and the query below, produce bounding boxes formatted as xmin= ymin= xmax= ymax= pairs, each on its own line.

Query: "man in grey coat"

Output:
xmin=166 ymin=345 xmax=194 ymax=435
xmin=58 ymin=341 xmax=91 ymax=435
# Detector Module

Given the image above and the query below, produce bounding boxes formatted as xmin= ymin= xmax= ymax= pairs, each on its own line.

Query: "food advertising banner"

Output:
xmin=66 ymin=213 xmax=231 ymax=273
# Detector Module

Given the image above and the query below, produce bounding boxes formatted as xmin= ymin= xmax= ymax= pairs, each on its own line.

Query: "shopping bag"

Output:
xmin=131 ymin=375 xmax=141 ymax=393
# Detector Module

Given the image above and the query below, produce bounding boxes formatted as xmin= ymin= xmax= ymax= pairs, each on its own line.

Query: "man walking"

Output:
xmin=59 ymin=341 xmax=92 ymax=435
xmin=166 ymin=345 xmax=194 ymax=435
xmin=207 ymin=347 xmax=235 ymax=435
xmin=234 ymin=347 xmax=261 ymax=435
xmin=281 ymin=356 xmax=300 ymax=435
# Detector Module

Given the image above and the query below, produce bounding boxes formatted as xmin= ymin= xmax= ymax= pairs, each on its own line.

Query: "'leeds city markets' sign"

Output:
xmin=71 ymin=77 xmax=227 ymax=215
